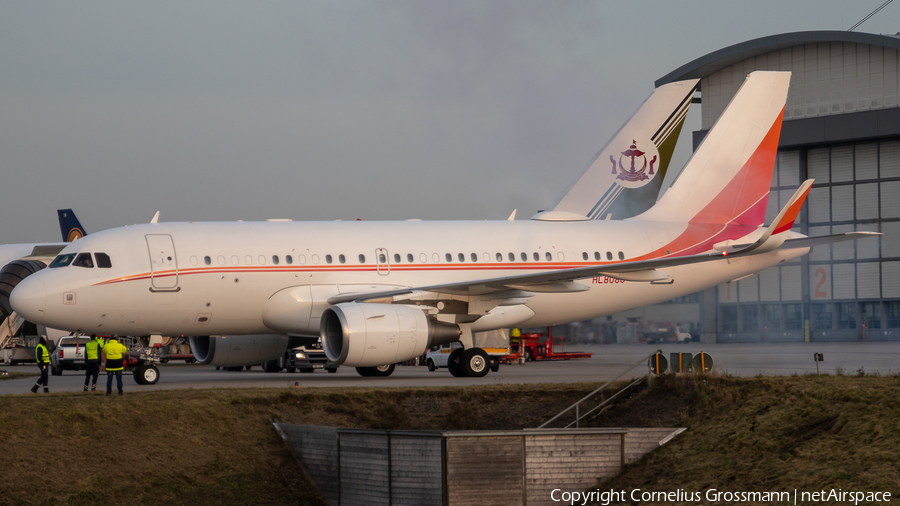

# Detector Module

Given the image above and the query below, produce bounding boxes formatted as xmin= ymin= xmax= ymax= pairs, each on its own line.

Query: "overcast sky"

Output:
xmin=1 ymin=1 xmax=897 ymax=243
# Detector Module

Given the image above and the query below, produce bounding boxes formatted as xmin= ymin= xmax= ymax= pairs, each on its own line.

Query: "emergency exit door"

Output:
xmin=146 ymin=234 xmax=179 ymax=290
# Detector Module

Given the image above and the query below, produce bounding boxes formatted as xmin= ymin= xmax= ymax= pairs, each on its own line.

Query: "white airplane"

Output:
xmin=10 ymin=72 xmax=876 ymax=380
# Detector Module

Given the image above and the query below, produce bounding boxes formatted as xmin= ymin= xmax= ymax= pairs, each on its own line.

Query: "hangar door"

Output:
xmin=146 ymin=234 xmax=179 ymax=290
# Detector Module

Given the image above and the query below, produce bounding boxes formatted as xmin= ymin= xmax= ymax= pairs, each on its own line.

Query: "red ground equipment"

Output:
xmin=501 ymin=327 xmax=593 ymax=363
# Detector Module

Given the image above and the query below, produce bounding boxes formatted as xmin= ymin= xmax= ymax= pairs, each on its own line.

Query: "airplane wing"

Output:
xmin=330 ymin=180 xmax=878 ymax=307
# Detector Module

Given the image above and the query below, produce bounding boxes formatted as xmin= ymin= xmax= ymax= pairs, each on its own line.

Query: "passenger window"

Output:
xmin=407 ymin=253 xmax=414 ymax=263
xmin=272 ymin=255 xmax=280 ymax=265
xmin=258 ymin=255 xmax=266 ymax=265
xmin=521 ymin=252 xmax=527 ymax=261
xmin=379 ymin=253 xmax=387 ymax=263
xmin=495 ymin=252 xmax=502 ymax=262
xmin=558 ymin=252 xmax=565 ymax=261
xmin=458 ymin=253 xmax=465 ymax=262
xmin=49 ymin=254 xmax=76 ymax=268
xmin=508 ymin=252 xmax=515 ymax=261
xmin=245 ymin=255 xmax=253 ymax=264
xmin=432 ymin=253 xmax=440 ymax=262
xmin=339 ymin=254 xmax=346 ymax=264
xmin=618 ymin=251 xmax=625 ymax=260
xmin=394 ymin=253 xmax=401 ymax=263
xmin=298 ymin=255 xmax=307 ymax=264
xmin=326 ymin=255 xmax=333 ymax=264
xmin=594 ymin=252 xmax=601 ymax=261
xmin=204 ymin=256 xmax=212 ymax=266
xmin=483 ymin=252 xmax=490 ymax=262
xmin=190 ymin=256 xmax=198 ymax=266
xmin=95 ymin=253 xmax=112 ymax=268
xmin=445 ymin=253 xmax=452 ymax=262
xmin=312 ymin=254 xmax=319 ymax=264
xmin=545 ymin=252 xmax=552 ymax=261
xmin=533 ymin=252 xmax=539 ymax=261
xmin=471 ymin=253 xmax=478 ymax=262
xmin=218 ymin=255 xmax=226 ymax=266
xmin=606 ymin=252 xmax=613 ymax=260
xmin=420 ymin=253 xmax=427 ymax=263
xmin=358 ymin=254 xmax=366 ymax=263
xmin=72 ymin=253 xmax=94 ymax=268
xmin=582 ymin=252 xmax=588 ymax=261
xmin=286 ymin=255 xmax=293 ymax=265
xmin=231 ymin=255 xmax=239 ymax=265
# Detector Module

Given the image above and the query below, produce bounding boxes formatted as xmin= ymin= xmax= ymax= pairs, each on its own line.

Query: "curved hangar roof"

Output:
xmin=656 ymin=30 xmax=900 ymax=87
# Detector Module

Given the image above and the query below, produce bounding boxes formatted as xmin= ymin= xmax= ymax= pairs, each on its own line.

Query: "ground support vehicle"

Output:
xmin=156 ymin=339 xmax=196 ymax=363
xmin=261 ymin=337 xmax=339 ymax=374
xmin=501 ymin=328 xmax=594 ymax=363
xmin=50 ymin=334 xmax=90 ymax=375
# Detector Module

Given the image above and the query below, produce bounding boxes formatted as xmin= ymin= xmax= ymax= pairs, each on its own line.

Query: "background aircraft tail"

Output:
xmin=57 ymin=209 xmax=87 ymax=242
xmin=545 ymin=78 xmax=698 ymax=220
xmin=637 ymin=71 xmax=791 ymax=228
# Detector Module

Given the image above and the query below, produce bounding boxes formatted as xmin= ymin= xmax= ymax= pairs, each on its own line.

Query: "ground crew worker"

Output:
xmin=103 ymin=335 xmax=128 ymax=396
xmin=83 ymin=334 xmax=104 ymax=392
xmin=30 ymin=336 xmax=51 ymax=393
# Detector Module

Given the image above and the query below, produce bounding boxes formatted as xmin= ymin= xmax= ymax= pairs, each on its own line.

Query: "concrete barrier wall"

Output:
xmin=275 ymin=424 xmax=683 ymax=506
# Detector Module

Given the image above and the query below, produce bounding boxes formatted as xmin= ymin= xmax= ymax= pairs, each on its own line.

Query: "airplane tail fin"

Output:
xmin=57 ymin=209 xmax=87 ymax=242
xmin=637 ymin=71 xmax=791 ymax=227
xmin=541 ymin=78 xmax=698 ymax=221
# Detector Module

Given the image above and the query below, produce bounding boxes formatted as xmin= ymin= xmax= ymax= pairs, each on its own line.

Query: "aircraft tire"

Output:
xmin=447 ymin=348 xmax=464 ymax=377
xmin=134 ymin=365 xmax=159 ymax=385
xmin=369 ymin=364 xmax=395 ymax=377
xmin=461 ymin=348 xmax=489 ymax=378
xmin=355 ymin=367 xmax=372 ymax=377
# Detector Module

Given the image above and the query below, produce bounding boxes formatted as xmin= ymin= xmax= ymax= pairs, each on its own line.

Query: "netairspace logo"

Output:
xmin=550 ymin=488 xmax=893 ymax=505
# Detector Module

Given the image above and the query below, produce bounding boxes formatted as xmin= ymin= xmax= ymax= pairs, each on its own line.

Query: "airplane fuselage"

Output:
xmin=11 ymin=219 xmax=807 ymax=337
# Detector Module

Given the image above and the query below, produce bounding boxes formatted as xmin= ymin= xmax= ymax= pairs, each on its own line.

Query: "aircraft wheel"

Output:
xmin=461 ymin=348 xmax=490 ymax=378
xmin=355 ymin=367 xmax=372 ymax=377
xmin=447 ymin=348 xmax=464 ymax=377
xmin=426 ymin=358 xmax=436 ymax=372
xmin=134 ymin=365 xmax=159 ymax=385
xmin=370 ymin=364 xmax=395 ymax=377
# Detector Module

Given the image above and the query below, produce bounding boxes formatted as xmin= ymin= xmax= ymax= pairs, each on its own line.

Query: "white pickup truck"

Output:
xmin=50 ymin=335 xmax=93 ymax=376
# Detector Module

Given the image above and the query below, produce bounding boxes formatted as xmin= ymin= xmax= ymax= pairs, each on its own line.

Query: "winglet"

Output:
xmin=722 ymin=179 xmax=813 ymax=256
xmin=507 ymin=209 xmax=517 ymax=221
xmin=150 ymin=211 xmax=160 ymax=224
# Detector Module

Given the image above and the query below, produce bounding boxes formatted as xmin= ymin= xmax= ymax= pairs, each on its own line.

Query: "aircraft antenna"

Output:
xmin=848 ymin=0 xmax=894 ymax=31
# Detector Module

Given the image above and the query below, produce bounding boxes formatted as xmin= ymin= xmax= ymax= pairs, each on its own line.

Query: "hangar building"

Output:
xmin=610 ymin=31 xmax=900 ymax=344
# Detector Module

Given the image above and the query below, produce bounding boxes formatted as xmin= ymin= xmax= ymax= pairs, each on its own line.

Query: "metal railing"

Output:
xmin=537 ymin=350 xmax=659 ymax=429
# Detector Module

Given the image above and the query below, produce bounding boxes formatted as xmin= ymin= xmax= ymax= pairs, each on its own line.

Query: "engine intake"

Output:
xmin=321 ymin=303 xmax=460 ymax=367
xmin=189 ymin=334 xmax=290 ymax=367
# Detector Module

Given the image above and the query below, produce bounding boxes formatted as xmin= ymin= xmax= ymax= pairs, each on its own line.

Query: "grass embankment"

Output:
xmin=2 ymin=376 xmax=897 ymax=505
xmin=0 ymin=384 xmax=598 ymax=506
xmin=591 ymin=374 xmax=900 ymax=504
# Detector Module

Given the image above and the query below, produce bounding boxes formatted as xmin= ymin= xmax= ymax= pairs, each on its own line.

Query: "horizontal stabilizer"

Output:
xmin=781 ymin=232 xmax=881 ymax=250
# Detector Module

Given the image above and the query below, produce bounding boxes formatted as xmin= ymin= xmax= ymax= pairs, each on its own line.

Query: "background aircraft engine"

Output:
xmin=188 ymin=334 xmax=290 ymax=367
xmin=321 ymin=303 xmax=460 ymax=367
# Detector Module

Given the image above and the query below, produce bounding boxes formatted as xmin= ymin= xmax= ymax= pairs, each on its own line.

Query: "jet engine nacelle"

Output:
xmin=321 ymin=303 xmax=460 ymax=367
xmin=189 ymin=334 xmax=290 ymax=367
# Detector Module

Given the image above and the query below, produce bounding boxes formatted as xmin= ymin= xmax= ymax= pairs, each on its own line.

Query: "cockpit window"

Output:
xmin=72 ymin=253 xmax=94 ymax=268
xmin=49 ymin=254 xmax=76 ymax=268
xmin=95 ymin=252 xmax=112 ymax=268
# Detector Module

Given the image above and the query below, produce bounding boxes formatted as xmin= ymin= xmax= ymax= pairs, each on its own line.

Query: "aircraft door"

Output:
xmin=146 ymin=234 xmax=179 ymax=290
xmin=375 ymin=248 xmax=390 ymax=276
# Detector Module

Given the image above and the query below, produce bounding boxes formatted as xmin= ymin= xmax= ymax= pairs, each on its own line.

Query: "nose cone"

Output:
xmin=10 ymin=277 xmax=46 ymax=323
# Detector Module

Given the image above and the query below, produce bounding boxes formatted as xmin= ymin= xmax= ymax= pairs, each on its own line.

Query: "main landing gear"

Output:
xmin=447 ymin=348 xmax=491 ymax=378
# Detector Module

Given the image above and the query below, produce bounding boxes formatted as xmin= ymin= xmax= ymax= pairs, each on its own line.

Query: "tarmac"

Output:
xmin=1 ymin=341 xmax=898 ymax=395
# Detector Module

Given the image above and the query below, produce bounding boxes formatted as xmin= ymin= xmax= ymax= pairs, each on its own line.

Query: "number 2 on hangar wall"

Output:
xmin=814 ymin=267 xmax=828 ymax=298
